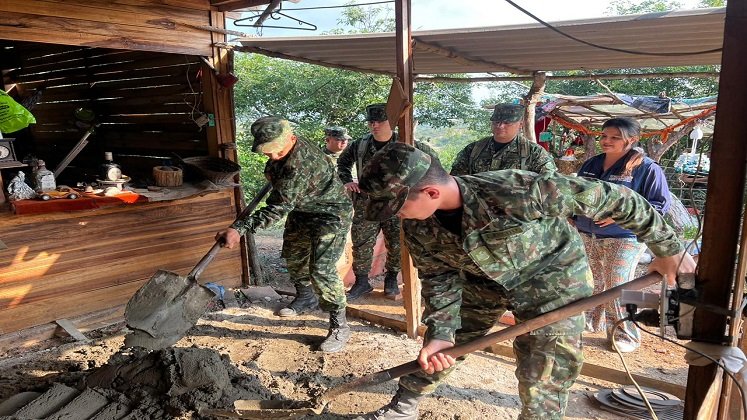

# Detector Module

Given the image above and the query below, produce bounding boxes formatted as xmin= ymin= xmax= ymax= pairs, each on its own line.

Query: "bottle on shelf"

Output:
xmin=100 ymin=152 xmax=122 ymax=181
xmin=33 ymin=159 xmax=56 ymax=192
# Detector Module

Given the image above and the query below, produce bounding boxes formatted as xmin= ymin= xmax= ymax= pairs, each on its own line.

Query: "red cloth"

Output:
xmin=12 ymin=191 xmax=146 ymax=215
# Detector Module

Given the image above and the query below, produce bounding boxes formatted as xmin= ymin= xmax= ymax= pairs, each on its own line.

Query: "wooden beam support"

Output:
xmin=415 ymin=71 xmax=720 ymax=83
xmin=685 ymin=1 xmax=747 ymax=418
xmin=394 ymin=0 xmax=421 ymax=340
xmin=226 ymin=44 xmax=393 ymax=76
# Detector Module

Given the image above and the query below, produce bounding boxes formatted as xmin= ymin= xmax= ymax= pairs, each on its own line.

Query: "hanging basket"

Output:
xmin=182 ymin=156 xmax=240 ymax=185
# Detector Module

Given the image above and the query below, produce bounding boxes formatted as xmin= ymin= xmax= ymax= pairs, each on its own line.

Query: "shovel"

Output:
xmin=200 ymin=272 xmax=664 ymax=419
xmin=124 ymin=183 xmax=273 ymax=350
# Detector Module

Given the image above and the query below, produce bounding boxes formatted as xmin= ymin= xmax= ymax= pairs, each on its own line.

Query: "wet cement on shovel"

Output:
xmin=124 ymin=269 xmax=216 ymax=350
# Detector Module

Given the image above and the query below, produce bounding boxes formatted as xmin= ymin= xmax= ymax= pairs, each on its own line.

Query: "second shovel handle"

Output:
xmin=187 ymin=183 xmax=273 ymax=281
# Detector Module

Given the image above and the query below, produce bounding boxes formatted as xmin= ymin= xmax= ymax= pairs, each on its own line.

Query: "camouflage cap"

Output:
xmin=250 ymin=116 xmax=294 ymax=153
xmin=324 ymin=126 xmax=352 ymax=140
xmin=365 ymin=103 xmax=388 ymax=122
xmin=490 ymin=103 xmax=525 ymax=123
xmin=359 ymin=142 xmax=432 ymax=221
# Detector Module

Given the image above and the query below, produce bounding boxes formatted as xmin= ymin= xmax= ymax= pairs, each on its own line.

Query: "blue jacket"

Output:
xmin=574 ymin=151 xmax=671 ymax=239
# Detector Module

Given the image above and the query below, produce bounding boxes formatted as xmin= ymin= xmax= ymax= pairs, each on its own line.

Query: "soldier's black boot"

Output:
xmin=278 ymin=284 xmax=318 ymax=317
xmin=384 ymin=271 xmax=400 ymax=298
xmin=346 ymin=274 xmax=373 ymax=300
xmin=354 ymin=385 xmax=424 ymax=420
xmin=319 ymin=309 xmax=351 ymax=353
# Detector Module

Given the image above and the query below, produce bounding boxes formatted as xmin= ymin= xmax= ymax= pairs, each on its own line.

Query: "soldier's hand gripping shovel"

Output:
xmin=124 ymin=183 xmax=272 ymax=350
xmin=200 ymin=272 xmax=665 ymax=419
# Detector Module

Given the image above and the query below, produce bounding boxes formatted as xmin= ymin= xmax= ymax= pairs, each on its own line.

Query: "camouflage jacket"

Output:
xmin=403 ymin=170 xmax=683 ymax=343
xmin=450 ymin=134 xmax=556 ymax=176
xmin=231 ymin=138 xmax=352 ymax=234
xmin=337 ymin=132 xmax=440 ymax=185
xmin=323 ymin=146 xmax=343 ymax=163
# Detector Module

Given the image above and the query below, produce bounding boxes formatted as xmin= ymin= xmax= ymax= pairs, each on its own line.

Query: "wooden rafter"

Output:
xmin=415 ymin=71 xmax=720 ymax=83
xmin=212 ymin=0 xmax=271 ymax=12
xmin=412 ymin=38 xmax=528 ymax=75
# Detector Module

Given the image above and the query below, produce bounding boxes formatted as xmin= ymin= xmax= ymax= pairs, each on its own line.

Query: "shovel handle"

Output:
xmin=187 ymin=183 xmax=273 ymax=281
xmin=322 ymin=272 xmax=663 ymax=403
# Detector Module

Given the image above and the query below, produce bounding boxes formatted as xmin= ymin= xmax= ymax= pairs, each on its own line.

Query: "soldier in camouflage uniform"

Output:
xmin=217 ymin=116 xmax=353 ymax=353
xmin=450 ymin=103 xmax=556 ymax=176
xmin=323 ymin=126 xmax=352 ymax=163
xmin=354 ymin=143 xmax=695 ymax=420
xmin=337 ymin=103 xmax=439 ymax=300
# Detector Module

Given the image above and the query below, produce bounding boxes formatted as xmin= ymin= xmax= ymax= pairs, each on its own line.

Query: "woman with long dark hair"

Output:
xmin=575 ymin=117 xmax=672 ymax=352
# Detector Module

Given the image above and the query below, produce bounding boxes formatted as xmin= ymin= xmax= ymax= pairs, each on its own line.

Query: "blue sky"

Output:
xmin=229 ymin=0 xmax=706 ymax=37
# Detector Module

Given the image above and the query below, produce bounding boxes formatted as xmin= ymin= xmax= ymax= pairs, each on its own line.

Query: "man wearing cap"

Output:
xmin=354 ymin=142 xmax=695 ymax=420
xmin=216 ymin=116 xmax=353 ymax=353
xmin=337 ymin=103 xmax=439 ymax=301
xmin=450 ymin=103 xmax=556 ymax=176
xmin=323 ymin=126 xmax=352 ymax=163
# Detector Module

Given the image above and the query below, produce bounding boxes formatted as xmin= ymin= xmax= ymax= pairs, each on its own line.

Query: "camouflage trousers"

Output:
xmin=351 ymin=195 xmax=401 ymax=276
xmin=281 ymin=210 xmax=352 ymax=312
xmin=399 ymin=275 xmax=584 ymax=420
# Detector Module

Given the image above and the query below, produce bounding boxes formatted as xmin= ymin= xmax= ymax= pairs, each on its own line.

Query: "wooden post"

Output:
xmin=685 ymin=1 xmax=747 ymax=418
xmin=522 ymin=71 xmax=546 ymax=143
xmin=395 ymin=0 xmax=421 ymax=339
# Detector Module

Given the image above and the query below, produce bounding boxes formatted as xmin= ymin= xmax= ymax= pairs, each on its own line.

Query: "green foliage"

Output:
xmin=606 ymin=0 xmax=683 ymax=15
xmin=543 ymin=67 xmax=719 ymax=98
xmin=417 ymin=124 xmax=482 ymax=171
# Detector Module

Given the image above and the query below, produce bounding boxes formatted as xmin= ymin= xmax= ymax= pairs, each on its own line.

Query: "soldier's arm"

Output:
xmin=336 ymin=141 xmax=356 ymax=184
xmin=404 ymin=233 xmax=464 ymax=344
xmin=516 ymin=173 xmax=682 ymax=257
xmin=449 ymin=143 xmax=474 ymax=176
xmin=229 ymin=187 xmax=294 ymax=234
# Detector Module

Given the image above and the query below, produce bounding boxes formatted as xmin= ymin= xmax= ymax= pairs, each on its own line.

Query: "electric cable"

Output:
xmin=502 ymin=0 xmax=722 ymax=57
xmin=634 ymin=319 xmax=747 ymax=417
xmin=610 ymin=319 xmax=660 ymax=420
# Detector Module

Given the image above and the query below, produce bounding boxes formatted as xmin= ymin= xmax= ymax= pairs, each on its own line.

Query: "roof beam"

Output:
xmin=212 ymin=0 xmax=270 ymax=12
xmin=224 ymin=43 xmax=394 ymax=76
xmin=415 ymin=71 xmax=720 ymax=83
xmin=412 ymin=37 xmax=529 ymax=75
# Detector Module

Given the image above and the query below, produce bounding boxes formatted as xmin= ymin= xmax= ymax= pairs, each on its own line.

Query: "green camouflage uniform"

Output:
xmin=358 ymin=143 xmax=682 ymax=420
xmin=232 ymin=137 xmax=352 ymax=312
xmin=337 ymin=131 xmax=439 ymax=276
xmin=323 ymin=147 xmax=343 ymax=163
xmin=450 ymin=134 xmax=557 ymax=176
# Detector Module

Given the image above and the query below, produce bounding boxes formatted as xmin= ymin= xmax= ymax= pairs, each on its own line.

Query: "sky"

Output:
xmin=228 ymin=0 xmax=708 ymax=37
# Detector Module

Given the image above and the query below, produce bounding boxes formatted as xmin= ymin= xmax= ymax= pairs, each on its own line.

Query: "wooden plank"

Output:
xmin=0 ymin=11 xmax=211 ymax=56
xmin=685 ymin=1 xmax=747 ymax=419
xmin=0 ymin=191 xmax=242 ymax=333
xmin=0 ymin=304 xmax=125 ymax=352
xmin=54 ymin=318 xmax=89 ymax=342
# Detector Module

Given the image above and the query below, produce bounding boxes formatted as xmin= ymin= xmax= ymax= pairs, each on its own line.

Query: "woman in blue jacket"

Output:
xmin=575 ymin=117 xmax=671 ymax=353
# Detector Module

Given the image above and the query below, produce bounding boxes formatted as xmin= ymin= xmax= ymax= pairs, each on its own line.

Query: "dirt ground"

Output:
xmin=0 ymin=229 xmax=689 ymax=419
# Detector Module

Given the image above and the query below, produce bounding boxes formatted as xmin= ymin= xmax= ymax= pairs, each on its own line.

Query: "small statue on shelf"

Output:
xmin=7 ymin=171 xmax=37 ymax=201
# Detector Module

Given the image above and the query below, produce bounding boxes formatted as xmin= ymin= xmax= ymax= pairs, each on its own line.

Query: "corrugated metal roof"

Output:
xmin=237 ymin=8 xmax=724 ymax=75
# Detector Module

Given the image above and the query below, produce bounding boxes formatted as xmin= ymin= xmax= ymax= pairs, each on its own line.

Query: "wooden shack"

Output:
xmin=0 ymin=0 xmax=264 ymax=347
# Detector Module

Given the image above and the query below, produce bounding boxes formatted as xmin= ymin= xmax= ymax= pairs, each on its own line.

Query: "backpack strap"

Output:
xmin=356 ymin=136 xmax=371 ymax=175
xmin=468 ymin=137 xmax=492 ymax=174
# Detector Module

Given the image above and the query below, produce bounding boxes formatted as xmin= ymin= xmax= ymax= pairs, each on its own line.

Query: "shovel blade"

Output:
xmin=124 ymin=269 xmax=215 ymax=350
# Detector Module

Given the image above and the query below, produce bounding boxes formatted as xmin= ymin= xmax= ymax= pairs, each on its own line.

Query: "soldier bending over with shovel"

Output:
xmin=217 ymin=116 xmax=353 ymax=353
xmin=354 ymin=143 xmax=695 ymax=420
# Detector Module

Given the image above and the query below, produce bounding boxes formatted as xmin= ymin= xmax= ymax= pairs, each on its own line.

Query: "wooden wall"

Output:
xmin=0 ymin=0 xmax=247 ymax=339
xmin=0 ymin=0 xmax=214 ymax=56
xmin=0 ymin=190 xmax=242 ymax=340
